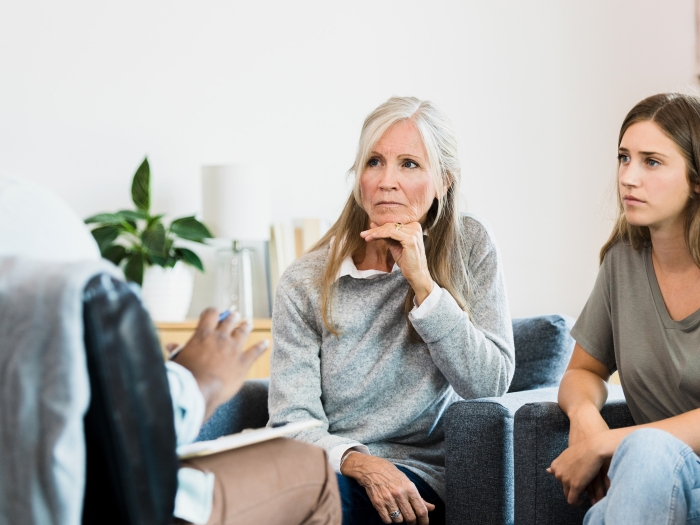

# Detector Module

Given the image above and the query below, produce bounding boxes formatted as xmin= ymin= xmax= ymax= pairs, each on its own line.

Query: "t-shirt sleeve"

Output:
xmin=570 ymin=257 xmax=617 ymax=374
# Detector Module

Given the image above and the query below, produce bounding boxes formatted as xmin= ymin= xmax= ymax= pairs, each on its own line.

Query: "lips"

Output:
xmin=623 ymin=195 xmax=644 ymax=204
xmin=375 ymin=201 xmax=403 ymax=207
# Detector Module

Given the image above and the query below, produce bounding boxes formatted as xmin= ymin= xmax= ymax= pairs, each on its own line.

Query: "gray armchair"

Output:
xmin=444 ymin=315 xmax=575 ymax=525
xmin=514 ymin=396 xmax=632 ymax=525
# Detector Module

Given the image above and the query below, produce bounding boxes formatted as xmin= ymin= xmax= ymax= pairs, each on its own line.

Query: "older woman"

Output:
xmin=269 ymin=96 xmax=515 ymax=525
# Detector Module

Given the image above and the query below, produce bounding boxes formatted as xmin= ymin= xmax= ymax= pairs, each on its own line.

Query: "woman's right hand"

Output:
xmin=567 ymin=405 xmax=611 ymax=505
xmin=341 ymin=453 xmax=435 ymax=525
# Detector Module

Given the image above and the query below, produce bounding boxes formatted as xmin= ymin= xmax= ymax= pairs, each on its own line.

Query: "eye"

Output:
xmin=617 ymin=153 xmax=630 ymax=163
xmin=402 ymin=160 xmax=419 ymax=169
xmin=646 ymin=158 xmax=661 ymax=167
xmin=367 ymin=157 xmax=380 ymax=168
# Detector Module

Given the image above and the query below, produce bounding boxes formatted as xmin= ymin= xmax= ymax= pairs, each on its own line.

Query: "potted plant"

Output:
xmin=85 ymin=157 xmax=213 ymax=321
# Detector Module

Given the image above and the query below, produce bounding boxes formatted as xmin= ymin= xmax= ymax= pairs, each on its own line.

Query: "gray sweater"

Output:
xmin=268 ymin=214 xmax=514 ymax=498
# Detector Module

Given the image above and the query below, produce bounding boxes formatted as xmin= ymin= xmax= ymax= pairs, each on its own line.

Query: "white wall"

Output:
xmin=0 ymin=0 xmax=696 ymax=318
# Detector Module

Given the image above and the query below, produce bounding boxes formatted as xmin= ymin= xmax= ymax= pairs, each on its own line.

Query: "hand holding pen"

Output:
xmin=168 ymin=306 xmax=269 ymax=420
xmin=168 ymin=307 xmax=235 ymax=360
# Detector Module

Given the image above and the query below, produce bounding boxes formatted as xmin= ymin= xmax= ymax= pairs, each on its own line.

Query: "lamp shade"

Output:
xmin=201 ymin=165 xmax=271 ymax=241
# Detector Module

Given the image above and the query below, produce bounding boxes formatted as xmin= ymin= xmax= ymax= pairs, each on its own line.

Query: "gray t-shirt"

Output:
xmin=571 ymin=241 xmax=700 ymax=424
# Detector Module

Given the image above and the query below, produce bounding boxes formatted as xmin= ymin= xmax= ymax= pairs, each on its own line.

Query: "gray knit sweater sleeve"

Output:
xmin=410 ymin=214 xmax=515 ymax=398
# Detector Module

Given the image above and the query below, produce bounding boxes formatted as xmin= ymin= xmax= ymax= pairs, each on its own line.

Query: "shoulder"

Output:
xmin=458 ymin=213 xmax=500 ymax=257
xmin=601 ymin=240 xmax=646 ymax=272
xmin=0 ymin=173 xmax=100 ymax=261
xmin=277 ymin=244 xmax=329 ymax=298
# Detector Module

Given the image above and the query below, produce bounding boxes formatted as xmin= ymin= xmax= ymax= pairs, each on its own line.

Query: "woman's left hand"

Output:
xmin=360 ymin=221 xmax=433 ymax=304
xmin=547 ymin=432 xmax=612 ymax=506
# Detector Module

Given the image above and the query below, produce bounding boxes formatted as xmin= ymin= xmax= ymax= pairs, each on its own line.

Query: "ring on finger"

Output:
xmin=395 ymin=223 xmax=403 ymax=231
xmin=389 ymin=509 xmax=402 ymax=521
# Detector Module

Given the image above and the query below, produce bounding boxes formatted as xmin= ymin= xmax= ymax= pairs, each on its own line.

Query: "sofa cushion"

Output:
xmin=508 ymin=315 xmax=575 ymax=393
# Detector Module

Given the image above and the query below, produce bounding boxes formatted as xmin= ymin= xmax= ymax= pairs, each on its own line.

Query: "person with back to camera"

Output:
xmin=268 ymin=96 xmax=516 ymax=525
xmin=0 ymin=173 xmax=342 ymax=525
xmin=548 ymin=93 xmax=700 ymax=524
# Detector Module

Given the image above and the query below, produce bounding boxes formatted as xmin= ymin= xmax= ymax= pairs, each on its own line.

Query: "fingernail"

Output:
xmin=261 ymin=340 xmax=270 ymax=349
xmin=232 ymin=311 xmax=242 ymax=324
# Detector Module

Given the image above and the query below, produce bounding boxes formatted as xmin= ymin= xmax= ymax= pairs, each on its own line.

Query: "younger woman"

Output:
xmin=549 ymin=93 xmax=700 ymax=524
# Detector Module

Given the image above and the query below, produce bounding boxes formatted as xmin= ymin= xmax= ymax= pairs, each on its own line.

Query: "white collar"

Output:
xmin=335 ymin=256 xmax=400 ymax=282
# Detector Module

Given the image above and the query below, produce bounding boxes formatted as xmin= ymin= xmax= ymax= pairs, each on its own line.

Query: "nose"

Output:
xmin=378 ymin=164 xmax=399 ymax=191
xmin=619 ymin=162 xmax=640 ymax=189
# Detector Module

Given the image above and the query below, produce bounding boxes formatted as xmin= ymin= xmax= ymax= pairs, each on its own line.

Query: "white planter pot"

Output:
xmin=140 ymin=263 xmax=194 ymax=322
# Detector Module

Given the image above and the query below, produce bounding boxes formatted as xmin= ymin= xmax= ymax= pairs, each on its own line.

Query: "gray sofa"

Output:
xmin=197 ymin=315 xmax=577 ymax=525
xmin=514 ymin=396 xmax=632 ymax=525
xmin=444 ymin=315 xmax=575 ymax=525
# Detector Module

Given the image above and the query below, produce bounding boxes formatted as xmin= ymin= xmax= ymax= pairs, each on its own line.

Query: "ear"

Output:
xmin=435 ymin=174 xmax=453 ymax=199
xmin=694 ymin=184 xmax=700 ymax=195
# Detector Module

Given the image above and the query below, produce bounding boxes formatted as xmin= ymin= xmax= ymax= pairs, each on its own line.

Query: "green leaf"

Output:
xmin=85 ymin=213 xmax=123 ymax=225
xmin=175 ymin=247 xmax=204 ymax=272
xmin=131 ymin=157 xmax=151 ymax=212
xmin=117 ymin=209 xmax=148 ymax=222
xmin=142 ymin=222 xmax=166 ymax=255
xmin=91 ymin=225 xmax=120 ymax=250
xmin=148 ymin=254 xmax=168 ymax=267
xmin=170 ymin=216 xmax=213 ymax=242
xmin=101 ymin=244 xmax=127 ymax=265
xmin=124 ymin=252 xmax=145 ymax=285
xmin=147 ymin=213 xmax=165 ymax=229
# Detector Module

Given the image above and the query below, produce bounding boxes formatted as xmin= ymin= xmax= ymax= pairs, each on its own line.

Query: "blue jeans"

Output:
xmin=585 ymin=428 xmax=700 ymax=525
xmin=336 ymin=465 xmax=445 ymax=525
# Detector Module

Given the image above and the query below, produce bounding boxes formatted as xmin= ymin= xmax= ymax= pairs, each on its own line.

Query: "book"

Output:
xmin=177 ymin=419 xmax=323 ymax=460
xmin=269 ymin=221 xmax=296 ymax=296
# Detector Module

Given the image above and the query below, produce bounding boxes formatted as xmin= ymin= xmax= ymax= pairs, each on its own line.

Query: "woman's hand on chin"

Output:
xmin=360 ymin=221 xmax=434 ymax=304
xmin=341 ymin=453 xmax=435 ymax=525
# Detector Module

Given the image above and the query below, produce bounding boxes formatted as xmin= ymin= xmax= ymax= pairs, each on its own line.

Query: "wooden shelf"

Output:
xmin=156 ymin=318 xmax=273 ymax=379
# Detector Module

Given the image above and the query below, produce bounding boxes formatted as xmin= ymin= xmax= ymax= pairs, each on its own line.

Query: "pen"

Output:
xmin=169 ymin=307 xmax=236 ymax=360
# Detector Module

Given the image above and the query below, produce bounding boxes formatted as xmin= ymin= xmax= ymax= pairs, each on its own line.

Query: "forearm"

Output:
xmin=558 ymin=369 xmax=609 ymax=421
xmin=411 ymin=289 xmax=514 ymax=398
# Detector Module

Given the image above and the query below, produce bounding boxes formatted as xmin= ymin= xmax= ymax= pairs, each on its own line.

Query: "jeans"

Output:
xmin=336 ymin=465 xmax=445 ymax=525
xmin=585 ymin=428 xmax=700 ymax=525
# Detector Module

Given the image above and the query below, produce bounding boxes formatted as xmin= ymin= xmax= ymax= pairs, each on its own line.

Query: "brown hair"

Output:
xmin=311 ymin=96 xmax=472 ymax=338
xmin=600 ymin=93 xmax=700 ymax=266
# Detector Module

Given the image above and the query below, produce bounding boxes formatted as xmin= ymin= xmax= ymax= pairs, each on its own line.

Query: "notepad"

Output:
xmin=177 ymin=419 xmax=323 ymax=460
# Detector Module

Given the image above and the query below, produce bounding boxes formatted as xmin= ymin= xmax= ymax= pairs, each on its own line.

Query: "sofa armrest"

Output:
xmin=196 ymin=379 xmax=270 ymax=441
xmin=514 ymin=392 xmax=632 ymax=525
xmin=445 ymin=387 xmax=560 ymax=525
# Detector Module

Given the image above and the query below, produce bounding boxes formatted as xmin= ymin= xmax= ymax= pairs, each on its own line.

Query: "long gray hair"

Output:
xmin=313 ymin=96 xmax=472 ymax=338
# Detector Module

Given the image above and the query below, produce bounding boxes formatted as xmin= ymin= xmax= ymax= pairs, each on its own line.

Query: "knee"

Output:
xmin=618 ymin=429 xmax=686 ymax=458
xmin=612 ymin=429 xmax=691 ymax=474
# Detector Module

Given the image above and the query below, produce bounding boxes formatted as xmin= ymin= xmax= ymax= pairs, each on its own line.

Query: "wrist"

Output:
xmin=590 ymin=429 xmax=618 ymax=459
xmin=193 ymin=373 xmax=224 ymax=420
xmin=340 ymin=450 xmax=368 ymax=478
xmin=413 ymin=276 xmax=434 ymax=305
xmin=339 ymin=450 xmax=358 ymax=475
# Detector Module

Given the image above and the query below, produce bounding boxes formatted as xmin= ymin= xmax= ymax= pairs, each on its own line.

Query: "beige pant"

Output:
xmin=178 ymin=438 xmax=341 ymax=525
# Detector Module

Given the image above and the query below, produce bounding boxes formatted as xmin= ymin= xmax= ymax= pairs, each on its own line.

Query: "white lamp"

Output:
xmin=201 ymin=165 xmax=271 ymax=320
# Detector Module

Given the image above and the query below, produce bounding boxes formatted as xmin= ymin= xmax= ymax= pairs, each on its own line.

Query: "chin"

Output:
xmin=624 ymin=212 xmax=652 ymax=228
xmin=370 ymin=215 xmax=407 ymax=226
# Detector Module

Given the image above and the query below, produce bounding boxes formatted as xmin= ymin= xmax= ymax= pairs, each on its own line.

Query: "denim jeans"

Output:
xmin=585 ymin=428 xmax=700 ymax=525
xmin=336 ymin=465 xmax=445 ymax=525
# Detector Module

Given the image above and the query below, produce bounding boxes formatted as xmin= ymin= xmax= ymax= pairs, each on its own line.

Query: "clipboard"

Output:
xmin=177 ymin=419 xmax=323 ymax=460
